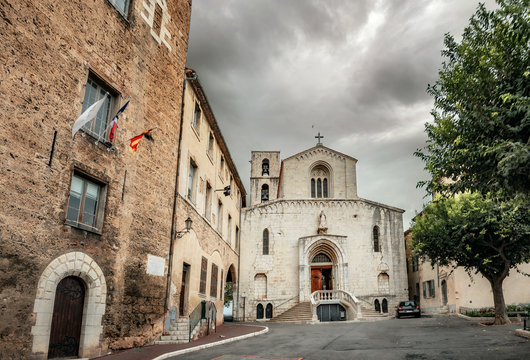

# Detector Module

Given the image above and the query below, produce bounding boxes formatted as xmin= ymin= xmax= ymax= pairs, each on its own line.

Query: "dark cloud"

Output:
xmin=186 ymin=0 xmax=497 ymax=225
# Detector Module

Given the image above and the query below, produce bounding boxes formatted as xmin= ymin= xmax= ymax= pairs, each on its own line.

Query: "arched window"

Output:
xmin=311 ymin=253 xmax=332 ymax=263
xmin=266 ymin=303 xmax=273 ymax=319
xmin=373 ymin=226 xmax=380 ymax=252
xmin=256 ymin=304 xmax=264 ymax=319
xmin=310 ymin=165 xmax=330 ymax=198
xmin=263 ymin=229 xmax=269 ymax=255
xmin=261 ymin=184 xmax=269 ymax=202
xmin=262 ymin=159 xmax=269 ymax=176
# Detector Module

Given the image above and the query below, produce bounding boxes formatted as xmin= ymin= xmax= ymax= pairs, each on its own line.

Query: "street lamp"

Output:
xmin=176 ymin=217 xmax=193 ymax=238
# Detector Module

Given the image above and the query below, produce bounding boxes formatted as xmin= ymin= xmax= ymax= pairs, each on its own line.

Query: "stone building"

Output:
xmin=162 ymin=69 xmax=245 ymax=342
xmin=0 ymin=1 xmax=193 ymax=358
xmin=239 ymin=141 xmax=408 ymax=322
xmin=404 ymin=231 xmax=530 ymax=314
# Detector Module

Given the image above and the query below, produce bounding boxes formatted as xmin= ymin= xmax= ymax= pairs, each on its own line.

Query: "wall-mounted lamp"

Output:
xmin=215 ymin=185 xmax=231 ymax=196
xmin=176 ymin=217 xmax=193 ymax=238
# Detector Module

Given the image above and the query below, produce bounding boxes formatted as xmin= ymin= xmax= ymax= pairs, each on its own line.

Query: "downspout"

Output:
xmin=164 ymin=69 xmax=197 ymax=331
xmin=236 ymin=194 xmax=242 ymax=321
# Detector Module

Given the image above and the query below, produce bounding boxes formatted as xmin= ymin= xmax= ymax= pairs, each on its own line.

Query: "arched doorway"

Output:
xmin=48 ymin=276 xmax=85 ymax=358
xmin=223 ymin=265 xmax=236 ymax=321
xmin=310 ymin=252 xmax=333 ymax=292
xmin=441 ymin=280 xmax=448 ymax=306
xmin=382 ymin=298 xmax=388 ymax=313
xmin=256 ymin=304 xmax=264 ymax=319
xmin=266 ymin=303 xmax=273 ymax=319
xmin=374 ymin=299 xmax=381 ymax=312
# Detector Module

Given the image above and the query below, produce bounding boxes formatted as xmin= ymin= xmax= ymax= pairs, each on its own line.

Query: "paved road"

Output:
xmin=168 ymin=317 xmax=529 ymax=360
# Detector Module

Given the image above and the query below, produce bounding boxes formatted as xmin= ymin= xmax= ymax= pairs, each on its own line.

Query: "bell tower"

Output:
xmin=250 ymin=151 xmax=280 ymax=206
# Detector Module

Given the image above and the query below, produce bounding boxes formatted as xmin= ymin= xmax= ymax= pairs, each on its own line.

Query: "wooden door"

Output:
xmin=311 ymin=268 xmax=322 ymax=293
xmin=179 ymin=264 xmax=189 ymax=316
xmin=48 ymin=276 xmax=85 ymax=358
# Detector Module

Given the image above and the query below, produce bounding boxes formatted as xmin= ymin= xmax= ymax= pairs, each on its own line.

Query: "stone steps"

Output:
xmin=360 ymin=306 xmax=391 ymax=318
xmin=154 ymin=318 xmax=190 ymax=344
xmin=271 ymin=302 xmax=313 ymax=323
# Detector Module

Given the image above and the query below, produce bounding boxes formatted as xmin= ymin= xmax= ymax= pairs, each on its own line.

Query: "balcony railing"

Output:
xmin=310 ymin=290 xmax=361 ymax=319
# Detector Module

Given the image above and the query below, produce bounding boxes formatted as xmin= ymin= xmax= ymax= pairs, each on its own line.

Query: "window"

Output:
xmin=262 ymin=229 xmax=269 ymax=255
xmin=204 ymin=182 xmax=212 ymax=220
xmin=254 ymin=274 xmax=267 ymax=300
xmin=378 ymin=273 xmax=390 ymax=292
xmin=373 ymin=226 xmax=380 ymax=252
xmin=311 ymin=253 xmax=331 ymax=263
xmin=227 ymin=215 xmax=232 ymax=243
xmin=192 ymin=102 xmax=201 ymax=134
xmin=235 ymin=226 xmax=240 ymax=250
xmin=217 ymin=200 xmax=223 ymax=233
xmin=220 ymin=270 xmax=224 ymax=301
xmin=108 ymin=0 xmax=130 ymax=18
xmin=422 ymin=280 xmax=435 ymax=298
xmin=208 ymin=133 xmax=214 ymax=157
xmin=199 ymin=257 xmax=208 ymax=294
xmin=310 ymin=165 xmax=330 ymax=198
xmin=261 ymin=184 xmax=269 ymax=202
xmin=262 ymin=159 xmax=269 ymax=176
xmin=81 ymin=75 xmax=115 ymax=143
xmin=210 ymin=263 xmax=218 ymax=298
xmin=219 ymin=156 xmax=225 ymax=179
xmin=66 ymin=173 xmax=106 ymax=232
xmin=187 ymin=160 xmax=198 ymax=203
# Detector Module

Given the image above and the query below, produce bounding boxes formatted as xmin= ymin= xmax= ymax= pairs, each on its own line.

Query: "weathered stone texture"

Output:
xmin=0 ymin=0 xmax=191 ymax=358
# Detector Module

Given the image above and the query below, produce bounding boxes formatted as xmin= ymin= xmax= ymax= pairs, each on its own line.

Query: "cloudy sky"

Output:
xmin=185 ymin=0 xmax=497 ymax=227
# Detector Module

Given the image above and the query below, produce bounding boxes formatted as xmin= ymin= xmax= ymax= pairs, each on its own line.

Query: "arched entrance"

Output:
xmin=382 ymin=298 xmax=388 ymax=313
xmin=299 ymin=235 xmax=348 ymax=301
xmin=374 ymin=299 xmax=381 ymax=312
xmin=31 ymin=252 xmax=106 ymax=358
xmin=256 ymin=304 xmax=264 ymax=319
xmin=223 ymin=265 xmax=237 ymax=321
xmin=310 ymin=253 xmax=333 ymax=292
xmin=48 ymin=276 xmax=85 ymax=358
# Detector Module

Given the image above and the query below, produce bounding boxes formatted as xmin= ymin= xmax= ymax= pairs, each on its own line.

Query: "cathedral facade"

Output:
xmin=239 ymin=143 xmax=408 ymax=321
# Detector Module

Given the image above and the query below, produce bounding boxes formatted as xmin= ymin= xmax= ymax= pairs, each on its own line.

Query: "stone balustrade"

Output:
xmin=310 ymin=290 xmax=362 ymax=320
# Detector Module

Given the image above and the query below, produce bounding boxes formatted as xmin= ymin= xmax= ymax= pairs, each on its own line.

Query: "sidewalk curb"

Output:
xmin=151 ymin=326 xmax=269 ymax=360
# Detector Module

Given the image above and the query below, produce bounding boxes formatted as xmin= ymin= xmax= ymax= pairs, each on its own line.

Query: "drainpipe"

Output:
xmin=164 ymin=69 xmax=197 ymax=332
xmin=236 ymin=194 xmax=242 ymax=321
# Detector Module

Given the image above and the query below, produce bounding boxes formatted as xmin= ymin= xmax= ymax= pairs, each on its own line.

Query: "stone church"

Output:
xmin=239 ymin=141 xmax=408 ymax=321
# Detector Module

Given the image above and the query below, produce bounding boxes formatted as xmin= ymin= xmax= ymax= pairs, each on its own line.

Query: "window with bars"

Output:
xmin=199 ymin=257 xmax=208 ymax=294
xmin=66 ymin=173 xmax=106 ymax=232
xmin=81 ymin=75 xmax=115 ymax=143
xmin=263 ymin=229 xmax=269 ymax=255
xmin=311 ymin=253 xmax=331 ymax=263
xmin=210 ymin=263 xmax=218 ymax=298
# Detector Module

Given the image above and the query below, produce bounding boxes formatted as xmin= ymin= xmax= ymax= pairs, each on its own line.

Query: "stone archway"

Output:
xmin=31 ymin=252 xmax=106 ymax=359
xmin=299 ymin=234 xmax=348 ymax=301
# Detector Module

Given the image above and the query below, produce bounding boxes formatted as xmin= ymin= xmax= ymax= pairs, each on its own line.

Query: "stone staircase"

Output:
xmin=270 ymin=302 xmax=313 ymax=323
xmin=155 ymin=318 xmax=189 ymax=344
xmin=360 ymin=305 xmax=391 ymax=319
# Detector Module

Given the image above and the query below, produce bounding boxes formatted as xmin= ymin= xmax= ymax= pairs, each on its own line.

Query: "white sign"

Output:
xmin=146 ymin=254 xmax=165 ymax=276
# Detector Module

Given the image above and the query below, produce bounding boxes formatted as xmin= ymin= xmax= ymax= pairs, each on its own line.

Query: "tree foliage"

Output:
xmin=224 ymin=281 xmax=233 ymax=308
xmin=416 ymin=0 xmax=530 ymax=198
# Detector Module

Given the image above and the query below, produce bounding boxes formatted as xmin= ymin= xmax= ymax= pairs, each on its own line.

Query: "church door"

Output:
xmin=48 ymin=276 xmax=85 ymax=358
xmin=311 ymin=269 xmax=322 ymax=293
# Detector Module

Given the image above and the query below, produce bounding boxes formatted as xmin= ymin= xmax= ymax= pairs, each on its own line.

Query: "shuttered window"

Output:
xmin=210 ymin=263 xmax=218 ymax=298
xmin=199 ymin=257 xmax=208 ymax=294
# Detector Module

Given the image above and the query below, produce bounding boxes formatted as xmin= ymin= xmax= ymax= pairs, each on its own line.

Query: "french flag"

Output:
xmin=109 ymin=96 xmax=131 ymax=143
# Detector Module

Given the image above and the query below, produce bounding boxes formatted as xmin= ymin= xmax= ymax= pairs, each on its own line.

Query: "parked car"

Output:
xmin=396 ymin=300 xmax=421 ymax=318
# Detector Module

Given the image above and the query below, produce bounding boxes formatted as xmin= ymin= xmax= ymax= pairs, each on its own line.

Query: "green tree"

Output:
xmin=414 ymin=0 xmax=530 ymax=325
xmin=224 ymin=281 xmax=233 ymax=308
xmin=416 ymin=0 xmax=529 ymax=198
xmin=412 ymin=193 xmax=530 ymax=324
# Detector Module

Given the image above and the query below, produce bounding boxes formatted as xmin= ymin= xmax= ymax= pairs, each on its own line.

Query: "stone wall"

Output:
xmin=0 ymin=0 xmax=191 ymax=358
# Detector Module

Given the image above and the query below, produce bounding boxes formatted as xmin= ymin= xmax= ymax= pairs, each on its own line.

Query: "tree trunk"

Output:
xmin=489 ymin=277 xmax=510 ymax=325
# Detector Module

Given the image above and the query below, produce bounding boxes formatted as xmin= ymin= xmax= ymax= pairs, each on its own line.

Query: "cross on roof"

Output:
xmin=315 ymin=132 xmax=324 ymax=145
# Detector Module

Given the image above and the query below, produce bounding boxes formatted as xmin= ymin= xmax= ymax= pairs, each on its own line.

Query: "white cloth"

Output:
xmin=72 ymin=95 xmax=107 ymax=138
